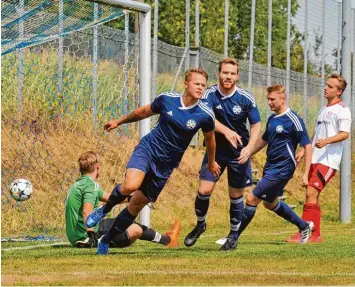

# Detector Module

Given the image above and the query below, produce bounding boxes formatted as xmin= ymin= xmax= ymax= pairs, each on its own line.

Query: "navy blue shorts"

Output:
xmin=126 ymin=144 xmax=173 ymax=202
xmin=252 ymin=176 xmax=290 ymax=203
xmin=199 ymin=152 xmax=253 ymax=189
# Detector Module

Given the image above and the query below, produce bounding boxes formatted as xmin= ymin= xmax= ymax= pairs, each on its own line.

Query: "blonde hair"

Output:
xmin=184 ymin=68 xmax=208 ymax=82
xmin=328 ymin=73 xmax=347 ymax=94
xmin=267 ymin=85 xmax=286 ymax=94
xmin=218 ymin=58 xmax=239 ymax=74
xmin=78 ymin=151 xmax=98 ymax=174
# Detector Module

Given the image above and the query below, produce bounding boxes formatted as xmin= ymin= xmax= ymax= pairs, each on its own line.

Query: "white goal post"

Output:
xmin=90 ymin=0 xmax=152 ymax=227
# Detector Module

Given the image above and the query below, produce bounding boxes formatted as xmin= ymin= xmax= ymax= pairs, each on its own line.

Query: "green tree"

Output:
xmin=143 ymin=0 xmax=306 ymax=72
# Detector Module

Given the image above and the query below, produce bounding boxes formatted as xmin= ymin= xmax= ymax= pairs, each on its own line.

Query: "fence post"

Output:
xmin=152 ymin=0 xmax=158 ymax=101
xmin=92 ymin=3 xmax=99 ymax=131
xmin=248 ymin=0 xmax=256 ymax=92
xmin=224 ymin=0 xmax=229 ymax=57
xmin=303 ymin=0 xmax=308 ymax=127
xmin=185 ymin=0 xmax=190 ymax=70
xmin=17 ymin=0 xmax=24 ymax=113
xmin=58 ymin=0 xmax=64 ymax=94
xmin=340 ymin=0 xmax=352 ymax=223
xmin=286 ymin=0 xmax=291 ymax=103
xmin=195 ymin=0 xmax=200 ymax=67
xmin=267 ymin=0 xmax=272 ymax=119
xmin=320 ymin=0 xmax=325 ymax=106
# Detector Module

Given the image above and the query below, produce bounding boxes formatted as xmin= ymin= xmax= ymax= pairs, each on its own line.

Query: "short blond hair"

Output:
xmin=78 ymin=151 xmax=98 ymax=174
xmin=267 ymin=85 xmax=286 ymax=94
xmin=218 ymin=58 xmax=239 ymax=74
xmin=184 ymin=68 xmax=208 ymax=82
xmin=328 ymin=73 xmax=347 ymax=94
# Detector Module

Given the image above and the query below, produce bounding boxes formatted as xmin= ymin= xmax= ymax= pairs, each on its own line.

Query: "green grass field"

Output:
xmin=2 ymin=217 xmax=354 ymax=286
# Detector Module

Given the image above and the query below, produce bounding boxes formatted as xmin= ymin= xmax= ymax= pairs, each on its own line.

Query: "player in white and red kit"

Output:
xmin=286 ymin=74 xmax=351 ymax=243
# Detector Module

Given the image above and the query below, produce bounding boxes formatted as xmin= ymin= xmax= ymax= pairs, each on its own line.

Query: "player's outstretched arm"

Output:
xmin=238 ymin=122 xmax=261 ymax=164
xmin=104 ymin=104 xmax=154 ymax=132
xmin=249 ymin=137 xmax=267 ymax=156
xmin=214 ymin=120 xmax=242 ymax=148
xmin=301 ymin=143 xmax=312 ymax=187
xmin=203 ymin=130 xmax=221 ymax=177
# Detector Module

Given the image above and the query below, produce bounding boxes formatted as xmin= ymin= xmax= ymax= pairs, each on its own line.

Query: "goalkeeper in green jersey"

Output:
xmin=65 ymin=151 xmax=180 ymax=248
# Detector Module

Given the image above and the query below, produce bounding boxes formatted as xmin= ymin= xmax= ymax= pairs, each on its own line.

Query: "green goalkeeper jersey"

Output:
xmin=65 ymin=175 xmax=104 ymax=246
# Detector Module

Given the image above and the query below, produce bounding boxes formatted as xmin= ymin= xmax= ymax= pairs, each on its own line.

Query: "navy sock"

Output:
xmin=237 ymin=203 xmax=257 ymax=239
xmin=101 ymin=207 xmax=137 ymax=244
xmin=271 ymin=201 xmax=307 ymax=230
xmin=103 ymin=184 xmax=127 ymax=214
xmin=195 ymin=192 xmax=210 ymax=228
xmin=229 ymin=195 xmax=244 ymax=240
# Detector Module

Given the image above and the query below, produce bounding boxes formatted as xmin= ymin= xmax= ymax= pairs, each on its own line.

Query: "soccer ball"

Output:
xmin=9 ymin=179 xmax=33 ymax=201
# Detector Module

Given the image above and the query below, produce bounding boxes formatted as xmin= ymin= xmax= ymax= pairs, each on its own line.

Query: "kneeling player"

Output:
xmin=65 ymin=151 xmax=180 ymax=248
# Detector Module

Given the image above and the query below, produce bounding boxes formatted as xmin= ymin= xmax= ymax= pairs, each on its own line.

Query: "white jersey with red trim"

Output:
xmin=312 ymin=101 xmax=352 ymax=170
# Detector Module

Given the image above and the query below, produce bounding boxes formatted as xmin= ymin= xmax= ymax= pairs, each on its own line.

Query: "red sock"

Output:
xmin=302 ymin=203 xmax=321 ymax=237
xmin=313 ymin=205 xmax=321 ymax=238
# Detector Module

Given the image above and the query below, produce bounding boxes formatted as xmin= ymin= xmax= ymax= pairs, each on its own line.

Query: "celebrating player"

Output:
xmin=286 ymin=74 xmax=351 ymax=243
xmin=85 ymin=68 xmax=220 ymax=255
xmin=235 ymin=85 xmax=314 ymax=244
xmin=65 ymin=151 xmax=181 ymax=249
xmin=184 ymin=58 xmax=261 ymax=251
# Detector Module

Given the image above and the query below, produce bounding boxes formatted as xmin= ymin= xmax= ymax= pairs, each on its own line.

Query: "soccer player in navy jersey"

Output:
xmin=235 ymin=85 xmax=314 ymax=244
xmin=86 ymin=68 xmax=221 ymax=255
xmin=184 ymin=58 xmax=262 ymax=251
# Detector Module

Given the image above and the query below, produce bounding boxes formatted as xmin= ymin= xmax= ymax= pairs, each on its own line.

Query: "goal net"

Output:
xmin=1 ymin=0 xmax=151 ymax=241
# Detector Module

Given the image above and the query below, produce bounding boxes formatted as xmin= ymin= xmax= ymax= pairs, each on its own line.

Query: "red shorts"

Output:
xmin=308 ymin=163 xmax=336 ymax=191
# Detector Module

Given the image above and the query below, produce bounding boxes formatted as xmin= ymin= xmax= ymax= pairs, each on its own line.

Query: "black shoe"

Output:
xmin=184 ymin=224 xmax=206 ymax=247
xmin=219 ymin=234 xmax=237 ymax=251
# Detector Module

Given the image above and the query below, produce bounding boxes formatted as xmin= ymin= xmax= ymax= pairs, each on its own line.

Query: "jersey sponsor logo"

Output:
xmin=233 ymin=105 xmax=242 ymax=114
xmin=276 ymin=125 xmax=283 ymax=133
xmin=317 ymin=120 xmax=330 ymax=126
xmin=167 ymin=111 xmax=173 ymax=116
xmin=216 ymin=104 xmax=223 ymax=110
xmin=186 ymin=119 xmax=196 ymax=129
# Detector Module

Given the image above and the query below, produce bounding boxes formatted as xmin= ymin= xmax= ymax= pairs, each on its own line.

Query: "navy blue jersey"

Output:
xmin=262 ymin=108 xmax=310 ymax=179
xmin=201 ymin=85 xmax=261 ymax=157
xmin=140 ymin=92 xmax=215 ymax=168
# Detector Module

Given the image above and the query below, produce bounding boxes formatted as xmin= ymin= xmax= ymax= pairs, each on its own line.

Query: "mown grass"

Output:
xmin=2 ymin=221 xmax=354 ymax=286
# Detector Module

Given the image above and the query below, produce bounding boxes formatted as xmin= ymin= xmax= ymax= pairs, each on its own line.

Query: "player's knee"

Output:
xmin=198 ymin=181 xmax=214 ymax=195
xmin=128 ymin=224 xmax=143 ymax=240
xmin=306 ymin=187 xmax=319 ymax=203
xmin=121 ymin=183 xmax=139 ymax=195
xmin=246 ymin=192 xmax=257 ymax=205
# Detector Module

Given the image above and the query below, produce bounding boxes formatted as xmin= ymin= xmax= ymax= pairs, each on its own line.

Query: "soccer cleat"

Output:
xmin=85 ymin=205 xmax=107 ymax=228
xmin=97 ymin=237 xmax=109 ymax=255
xmin=215 ymin=237 xmax=228 ymax=246
xmin=285 ymin=232 xmax=301 ymax=243
xmin=184 ymin=224 xmax=206 ymax=247
xmin=308 ymin=235 xmax=323 ymax=243
xmin=166 ymin=219 xmax=181 ymax=248
xmin=219 ymin=234 xmax=237 ymax=251
xmin=300 ymin=221 xmax=314 ymax=244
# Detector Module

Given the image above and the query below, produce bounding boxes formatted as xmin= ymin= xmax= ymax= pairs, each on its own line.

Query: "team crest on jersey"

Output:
xmin=233 ymin=105 xmax=242 ymax=114
xmin=186 ymin=119 xmax=196 ymax=129
xmin=276 ymin=125 xmax=283 ymax=133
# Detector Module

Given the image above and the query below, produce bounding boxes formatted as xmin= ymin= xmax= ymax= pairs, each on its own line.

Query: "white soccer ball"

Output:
xmin=9 ymin=179 xmax=33 ymax=201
